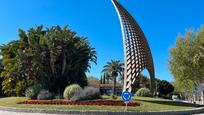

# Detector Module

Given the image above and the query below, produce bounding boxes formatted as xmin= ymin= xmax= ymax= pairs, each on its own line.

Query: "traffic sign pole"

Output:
xmin=125 ymin=102 xmax=128 ymax=111
xmin=121 ymin=91 xmax=132 ymax=112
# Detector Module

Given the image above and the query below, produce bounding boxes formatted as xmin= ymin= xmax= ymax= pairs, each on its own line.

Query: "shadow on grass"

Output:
xmin=136 ymin=99 xmax=204 ymax=107
xmin=0 ymin=96 xmax=5 ymax=98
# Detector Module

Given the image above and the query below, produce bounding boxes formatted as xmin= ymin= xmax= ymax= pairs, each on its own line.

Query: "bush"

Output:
xmin=63 ymin=85 xmax=101 ymax=101
xmin=25 ymin=84 xmax=42 ymax=99
xmin=82 ymin=87 xmax=101 ymax=100
xmin=111 ymin=94 xmax=118 ymax=99
xmin=37 ymin=89 xmax=53 ymax=100
xmin=165 ymin=93 xmax=172 ymax=99
xmin=135 ymin=88 xmax=152 ymax=97
xmin=54 ymin=93 xmax=63 ymax=99
xmin=70 ymin=87 xmax=101 ymax=101
xmin=63 ymin=84 xmax=83 ymax=100
xmin=0 ymin=78 xmax=4 ymax=96
xmin=70 ymin=90 xmax=84 ymax=101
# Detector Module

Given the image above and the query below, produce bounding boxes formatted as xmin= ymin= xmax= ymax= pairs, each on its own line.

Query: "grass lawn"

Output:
xmin=0 ymin=96 xmax=201 ymax=112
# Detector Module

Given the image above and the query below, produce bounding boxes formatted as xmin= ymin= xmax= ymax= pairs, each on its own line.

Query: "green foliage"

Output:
xmin=54 ymin=93 xmax=63 ymax=99
xmin=173 ymin=79 xmax=196 ymax=94
xmin=102 ymin=60 xmax=124 ymax=95
xmin=132 ymin=74 xmax=150 ymax=94
xmin=37 ymin=89 xmax=53 ymax=100
xmin=87 ymin=76 xmax=100 ymax=86
xmin=169 ymin=26 xmax=204 ymax=93
xmin=165 ymin=93 xmax=172 ymax=99
xmin=0 ymin=25 xmax=97 ymax=96
xmin=0 ymin=59 xmax=3 ymax=72
xmin=103 ymin=73 xmax=111 ymax=84
xmin=63 ymin=85 xmax=101 ymax=101
xmin=156 ymin=80 xmax=174 ymax=97
xmin=135 ymin=88 xmax=152 ymax=97
xmin=0 ymin=59 xmax=3 ymax=95
xmin=0 ymin=78 xmax=3 ymax=96
xmin=25 ymin=84 xmax=42 ymax=99
xmin=0 ymin=41 xmax=34 ymax=96
xmin=63 ymin=84 xmax=83 ymax=100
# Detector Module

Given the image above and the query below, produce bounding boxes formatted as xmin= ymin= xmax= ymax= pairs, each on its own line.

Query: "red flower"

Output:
xmin=18 ymin=100 xmax=140 ymax=107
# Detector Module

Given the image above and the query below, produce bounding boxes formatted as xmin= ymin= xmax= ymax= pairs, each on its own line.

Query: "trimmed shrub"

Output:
xmin=37 ymin=89 xmax=53 ymax=100
xmin=70 ymin=87 xmax=101 ymax=101
xmin=135 ymin=88 xmax=152 ymax=97
xmin=70 ymin=90 xmax=84 ymax=101
xmin=25 ymin=84 xmax=42 ymax=99
xmin=63 ymin=84 xmax=83 ymax=100
xmin=82 ymin=87 xmax=101 ymax=100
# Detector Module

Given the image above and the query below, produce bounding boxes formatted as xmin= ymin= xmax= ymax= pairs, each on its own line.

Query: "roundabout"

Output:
xmin=0 ymin=0 xmax=204 ymax=115
xmin=0 ymin=97 xmax=203 ymax=115
xmin=0 ymin=105 xmax=204 ymax=115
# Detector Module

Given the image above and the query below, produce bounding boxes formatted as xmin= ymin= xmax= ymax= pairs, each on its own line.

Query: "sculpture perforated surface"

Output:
xmin=112 ymin=0 xmax=155 ymax=93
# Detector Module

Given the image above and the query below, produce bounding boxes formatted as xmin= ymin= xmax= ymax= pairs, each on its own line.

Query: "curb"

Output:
xmin=0 ymin=106 xmax=204 ymax=115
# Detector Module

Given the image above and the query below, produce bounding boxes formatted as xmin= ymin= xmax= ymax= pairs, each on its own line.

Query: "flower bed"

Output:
xmin=18 ymin=100 xmax=140 ymax=107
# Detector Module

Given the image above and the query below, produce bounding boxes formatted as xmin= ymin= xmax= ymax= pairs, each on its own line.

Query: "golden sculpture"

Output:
xmin=112 ymin=0 xmax=155 ymax=93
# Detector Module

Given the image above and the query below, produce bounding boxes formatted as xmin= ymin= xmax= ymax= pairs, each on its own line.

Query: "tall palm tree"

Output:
xmin=102 ymin=60 xmax=124 ymax=95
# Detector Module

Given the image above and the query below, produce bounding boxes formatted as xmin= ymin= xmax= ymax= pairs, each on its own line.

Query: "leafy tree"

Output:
xmin=131 ymin=74 xmax=174 ymax=97
xmin=0 ymin=59 xmax=4 ymax=95
xmin=0 ymin=59 xmax=3 ymax=71
xmin=0 ymin=41 xmax=33 ymax=96
xmin=169 ymin=26 xmax=204 ymax=94
xmin=0 ymin=78 xmax=2 ymax=96
xmin=87 ymin=76 xmax=100 ymax=86
xmin=102 ymin=60 xmax=124 ymax=95
xmin=132 ymin=74 xmax=150 ymax=93
xmin=156 ymin=80 xmax=174 ymax=97
xmin=0 ymin=25 xmax=97 ymax=96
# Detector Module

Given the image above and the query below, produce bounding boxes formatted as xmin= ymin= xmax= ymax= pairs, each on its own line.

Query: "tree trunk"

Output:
xmin=50 ymin=52 xmax=57 ymax=78
xmin=113 ymin=76 xmax=116 ymax=95
xmin=201 ymin=92 xmax=204 ymax=105
xmin=61 ymin=41 xmax=66 ymax=76
xmin=61 ymin=50 xmax=66 ymax=75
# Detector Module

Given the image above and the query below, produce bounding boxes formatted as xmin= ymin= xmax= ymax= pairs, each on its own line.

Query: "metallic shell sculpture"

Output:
xmin=112 ymin=0 xmax=155 ymax=93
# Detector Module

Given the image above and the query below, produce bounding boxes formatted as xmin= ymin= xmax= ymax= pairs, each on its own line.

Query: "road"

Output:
xmin=1 ymin=110 xmax=204 ymax=115
xmin=0 ymin=111 xmax=63 ymax=115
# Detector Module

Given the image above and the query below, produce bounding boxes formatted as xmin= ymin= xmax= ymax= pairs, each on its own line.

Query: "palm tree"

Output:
xmin=102 ymin=60 xmax=124 ymax=95
xmin=0 ymin=25 xmax=97 ymax=96
xmin=0 ymin=59 xmax=3 ymax=72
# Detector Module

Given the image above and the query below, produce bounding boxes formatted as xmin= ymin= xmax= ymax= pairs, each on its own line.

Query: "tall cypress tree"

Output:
xmin=100 ymin=75 xmax=103 ymax=84
xmin=103 ymin=74 xmax=106 ymax=84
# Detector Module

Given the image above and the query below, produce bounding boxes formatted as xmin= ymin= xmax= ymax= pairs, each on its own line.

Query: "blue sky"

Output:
xmin=0 ymin=0 xmax=203 ymax=81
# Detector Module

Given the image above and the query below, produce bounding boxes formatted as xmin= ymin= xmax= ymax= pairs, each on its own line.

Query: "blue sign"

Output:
xmin=121 ymin=91 xmax=132 ymax=102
